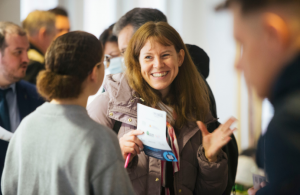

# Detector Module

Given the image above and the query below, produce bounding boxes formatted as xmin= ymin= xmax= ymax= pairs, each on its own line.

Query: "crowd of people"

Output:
xmin=0 ymin=0 xmax=299 ymax=194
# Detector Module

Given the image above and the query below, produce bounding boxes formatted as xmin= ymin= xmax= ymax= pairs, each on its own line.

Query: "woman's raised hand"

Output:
xmin=119 ymin=130 xmax=144 ymax=162
xmin=197 ymin=117 xmax=236 ymax=163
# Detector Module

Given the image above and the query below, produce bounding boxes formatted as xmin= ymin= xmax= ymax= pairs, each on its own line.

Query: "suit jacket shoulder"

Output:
xmin=16 ymin=80 xmax=45 ymax=120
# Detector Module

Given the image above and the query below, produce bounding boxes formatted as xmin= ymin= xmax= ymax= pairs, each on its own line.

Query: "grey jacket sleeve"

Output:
xmin=194 ymin=145 xmax=228 ymax=195
xmin=91 ymin=159 xmax=135 ymax=195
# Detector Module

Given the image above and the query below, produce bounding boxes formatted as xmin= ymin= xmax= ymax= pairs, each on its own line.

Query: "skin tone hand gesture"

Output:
xmin=119 ymin=130 xmax=144 ymax=163
xmin=248 ymin=181 xmax=267 ymax=195
xmin=197 ymin=117 xmax=236 ymax=162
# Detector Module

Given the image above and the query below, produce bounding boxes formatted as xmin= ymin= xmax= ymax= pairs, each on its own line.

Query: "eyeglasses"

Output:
xmin=120 ymin=48 xmax=126 ymax=56
xmin=104 ymin=55 xmax=111 ymax=68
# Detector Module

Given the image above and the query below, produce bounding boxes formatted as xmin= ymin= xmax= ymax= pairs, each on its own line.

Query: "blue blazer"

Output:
xmin=0 ymin=80 xmax=44 ymax=193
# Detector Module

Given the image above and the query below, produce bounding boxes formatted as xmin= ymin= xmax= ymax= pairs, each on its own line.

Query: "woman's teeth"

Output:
xmin=152 ymin=72 xmax=168 ymax=77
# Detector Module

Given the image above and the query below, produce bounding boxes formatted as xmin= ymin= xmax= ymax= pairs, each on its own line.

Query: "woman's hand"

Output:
xmin=119 ymin=130 xmax=144 ymax=163
xmin=197 ymin=117 xmax=236 ymax=163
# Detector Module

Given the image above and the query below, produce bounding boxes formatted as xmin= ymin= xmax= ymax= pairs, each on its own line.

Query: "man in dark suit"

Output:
xmin=0 ymin=21 xmax=44 ymax=194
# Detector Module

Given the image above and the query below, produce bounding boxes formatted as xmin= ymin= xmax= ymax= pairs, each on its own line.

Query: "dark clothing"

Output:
xmin=186 ymin=44 xmax=238 ymax=195
xmin=257 ymin=54 xmax=300 ymax=195
xmin=186 ymin=44 xmax=210 ymax=79
xmin=0 ymin=80 xmax=44 ymax=194
xmin=24 ymin=43 xmax=45 ymax=85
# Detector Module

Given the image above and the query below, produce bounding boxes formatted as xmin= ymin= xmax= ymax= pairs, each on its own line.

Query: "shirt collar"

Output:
xmin=0 ymin=83 xmax=16 ymax=93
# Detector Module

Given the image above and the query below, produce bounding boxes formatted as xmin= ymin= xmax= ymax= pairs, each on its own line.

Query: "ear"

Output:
xmin=38 ymin=27 xmax=47 ymax=39
xmin=89 ymin=64 xmax=100 ymax=83
xmin=262 ymin=13 xmax=290 ymax=50
xmin=178 ymin=49 xmax=185 ymax=67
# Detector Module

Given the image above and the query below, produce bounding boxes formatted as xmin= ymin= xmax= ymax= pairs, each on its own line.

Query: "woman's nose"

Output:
xmin=153 ymin=57 xmax=164 ymax=68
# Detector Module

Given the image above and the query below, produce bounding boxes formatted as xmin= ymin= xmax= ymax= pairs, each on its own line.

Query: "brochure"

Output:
xmin=137 ymin=103 xmax=177 ymax=162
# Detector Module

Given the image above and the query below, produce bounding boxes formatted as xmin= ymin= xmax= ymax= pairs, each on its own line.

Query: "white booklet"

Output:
xmin=0 ymin=126 xmax=13 ymax=142
xmin=137 ymin=103 xmax=177 ymax=162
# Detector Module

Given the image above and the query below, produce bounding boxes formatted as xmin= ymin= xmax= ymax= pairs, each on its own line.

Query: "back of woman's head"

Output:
xmin=37 ymin=31 xmax=103 ymax=100
xmin=125 ymin=22 xmax=210 ymax=128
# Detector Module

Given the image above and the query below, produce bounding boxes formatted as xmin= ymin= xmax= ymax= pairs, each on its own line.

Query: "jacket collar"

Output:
xmin=270 ymin=54 xmax=300 ymax=105
xmin=104 ymin=73 xmax=140 ymax=126
xmin=30 ymin=43 xmax=44 ymax=56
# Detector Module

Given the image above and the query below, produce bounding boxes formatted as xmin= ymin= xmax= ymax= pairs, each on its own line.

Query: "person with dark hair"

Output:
xmin=88 ymin=21 xmax=236 ymax=195
xmin=99 ymin=24 xmax=119 ymax=58
xmin=88 ymin=24 xmax=122 ymax=104
xmin=216 ymin=0 xmax=300 ymax=194
xmin=0 ymin=21 xmax=44 ymax=195
xmin=49 ymin=7 xmax=70 ymax=38
xmin=99 ymin=23 xmax=121 ymax=72
xmin=107 ymin=7 xmax=239 ymax=195
xmin=113 ymin=8 xmax=167 ymax=56
xmin=1 ymin=31 xmax=134 ymax=195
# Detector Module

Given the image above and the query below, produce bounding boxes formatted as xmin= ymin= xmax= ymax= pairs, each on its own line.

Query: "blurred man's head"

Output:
xmin=49 ymin=7 xmax=70 ymax=38
xmin=22 ymin=10 xmax=56 ymax=54
xmin=217 ymin=0 xmax=300 ymax=98
xmin=113 ymin=8 xmax=167 ymax=55
xmin=0 ymin=22 xmax=29 ymax=87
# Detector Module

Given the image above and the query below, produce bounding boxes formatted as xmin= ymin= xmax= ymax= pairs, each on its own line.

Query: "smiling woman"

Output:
xmin=88 ymin=21 xmax=236 ymax=195
xmin=125 ymin=21 xmax=209 ymax=128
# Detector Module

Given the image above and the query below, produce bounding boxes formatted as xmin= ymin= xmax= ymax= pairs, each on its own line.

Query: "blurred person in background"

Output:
xmin=0 ymin=21 xmax=44 ymax=195
xmin=88 ymin=21 xmax=236 ymax=195
xmin=1 ymin=31 xmax=134 ymax=195
xmin=87 ymin=23 xmax=122 ymax=105
xmin=48 ymin=7 xmax=71 ymax=38
xmin=22 ymin=10 xmax=56 ymax=84
xmin=217 ymin=0 xmax=300 ymax=194
xmin=111 ymin=7 xmax=238 ymax=195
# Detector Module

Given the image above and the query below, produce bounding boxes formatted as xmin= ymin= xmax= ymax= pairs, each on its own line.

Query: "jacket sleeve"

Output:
xmin=87 ymin=92 xmax=115 ymax=129
xmin=194 ymin=145 xmax=228 ymax=195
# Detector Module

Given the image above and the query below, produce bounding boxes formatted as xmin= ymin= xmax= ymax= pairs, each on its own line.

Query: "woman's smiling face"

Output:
xmin=139 ymin=38 xmax=184 ymax=98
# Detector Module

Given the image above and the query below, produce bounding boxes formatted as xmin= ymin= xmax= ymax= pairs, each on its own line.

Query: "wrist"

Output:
xmin=206 ymin=155 xmax=218 ymax=163
xmin=204 ymin=150 xmax=219 ymax=163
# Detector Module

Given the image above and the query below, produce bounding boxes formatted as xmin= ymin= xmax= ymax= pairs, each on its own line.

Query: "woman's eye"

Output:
xmin=145 ymin=56 xmax=152 ymax=60
xmin=162 ymin=54 xmax=170 ymax=58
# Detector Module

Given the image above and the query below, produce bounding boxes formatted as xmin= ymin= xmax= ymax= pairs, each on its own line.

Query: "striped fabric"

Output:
xmin=157 ymin=102 xmax=180 ymax=194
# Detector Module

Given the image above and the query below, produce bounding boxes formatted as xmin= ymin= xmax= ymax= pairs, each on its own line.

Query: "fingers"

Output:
xmin=224 ymin=127 xmax=236 ymax=137
xmin=219 ymin=117 xmax=236 ymax=132
xmin=123 ymin=141 xmax=141 ymax=154
xmin=122 ymin=146 xmax=138 ymax=156
xmin=124 ymin=131 xmax=144 ymax=149
xmin=260 ymin=181 xmax=267 ymax=188
xmin=119 ymin=130 xmax=144 ymax=160
xmin=248 ymin=187 xmax=258 ymax=195
xmin=128 ymin=130 xmax=144 ymax=136
xmin=197 ymin=121 xmax=209 ymax=136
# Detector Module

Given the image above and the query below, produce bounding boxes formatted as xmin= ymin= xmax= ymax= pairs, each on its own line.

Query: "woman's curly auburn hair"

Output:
xmin=124 ymin=21 xmax=210 ymax=128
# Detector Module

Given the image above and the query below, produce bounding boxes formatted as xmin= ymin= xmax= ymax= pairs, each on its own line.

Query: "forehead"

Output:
xmin=231 ymin=4 xmax=262 ymax=40
xmin=141 ymin=38 xmax=174 ymax=53
xmin=232 ymin=5 xmax=247 ymax=37
xmin=118 ymin=25 xmax=134 ymax=49
xmin=56 ymin=15 xmax=70 ymax=26
xmin=5 ymin=33 xmax=29 ymax=49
